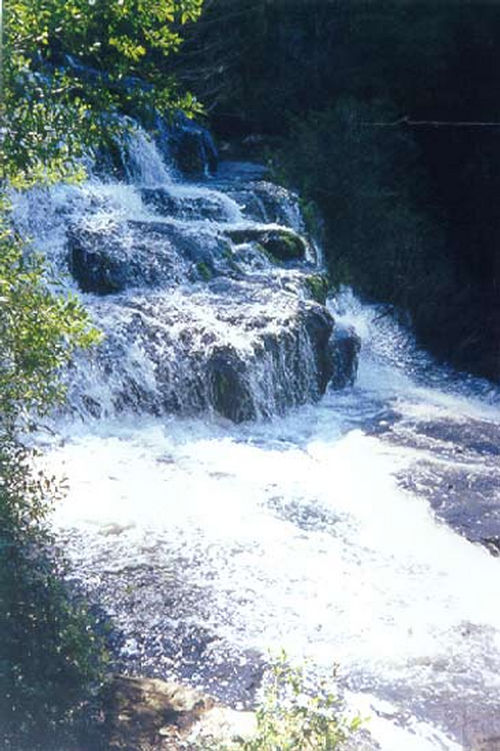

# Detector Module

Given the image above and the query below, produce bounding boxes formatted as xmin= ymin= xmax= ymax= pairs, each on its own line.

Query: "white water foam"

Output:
xmin=44 ymin=300 xmax=500 ymax=750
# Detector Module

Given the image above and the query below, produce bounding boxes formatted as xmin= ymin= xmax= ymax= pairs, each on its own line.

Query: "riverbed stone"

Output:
xmin=103 ymin=675 xmax=256 ymax=750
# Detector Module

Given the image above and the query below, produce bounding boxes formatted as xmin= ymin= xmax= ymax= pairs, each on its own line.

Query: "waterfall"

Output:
xmin=17 ymin=119 xmax=500 ymax=751
xmin=12 ymin=121 xmax=348 ymax=424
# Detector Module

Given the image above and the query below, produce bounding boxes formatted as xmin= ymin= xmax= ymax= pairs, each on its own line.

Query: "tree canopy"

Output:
xmin=2 ymin=0 xmax=205 ymax=187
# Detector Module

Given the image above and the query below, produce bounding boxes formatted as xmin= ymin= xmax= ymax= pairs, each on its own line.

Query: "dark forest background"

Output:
xmin=172 ymin=0 xmax=500 ymax=381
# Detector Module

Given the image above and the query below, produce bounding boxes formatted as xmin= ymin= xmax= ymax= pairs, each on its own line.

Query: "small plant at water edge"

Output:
xmin=205 ymin=653 xmax=363 ymax=751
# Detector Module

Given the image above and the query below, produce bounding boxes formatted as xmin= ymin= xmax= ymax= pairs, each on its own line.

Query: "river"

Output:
xmin=13 ymin=121 xmax=500 ymax=751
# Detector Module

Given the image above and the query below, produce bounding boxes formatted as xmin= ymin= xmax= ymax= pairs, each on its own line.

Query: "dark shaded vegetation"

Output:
xmin=176 ymin=0 xmax=500 ymax=380
xmin=0 ymin=438 xmax=109 ymax=750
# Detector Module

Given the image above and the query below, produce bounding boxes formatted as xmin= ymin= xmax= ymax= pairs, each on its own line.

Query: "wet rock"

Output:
xmin=67 ymin=223 xmax=184 ymax=294
xmin=59 ymin=136 xmax=358 ymax=423
xmin=156 ymin=112 xmax=218 ymax=176
xmin=412 ymin=418 xmax=500 ymax=457
xmin=141 ymin=187 xmax=230 ymax=222
xmin=215 ymin=161 xmax=270 ymax=182
xmin=302 ymin=304 xmax=336 ymax=392
xmin=214 ymin=177 xmax=303 ymax=229
xmin=207 ymin=345 xmax=257 ymax=423
xmin=67 ymin=219 xmax=237 ymax=294
xmin=303 ymin=273 xmax=330 ymax=305
xmin=224 ymin=227 xmax=307 ymax=261
xmin=329 ymin=324 xmax=361 ymax=389
xmin=71 ymin=283 xmax=338 ymax=423
xmin=129 ymin=220 xmax=233 ymax=272
xmin=482 ymin=537 xmax=500 ymax=557
xmin=399 ymin=456 xmax=500 ymax=554
xmin=249 ymin=182 xmax=303 ymax=229
xmin=68 ymin=228 xmax=130 ymax=295
xmin=173 ymin=130 xmax=214 ymax=176
xmin=474 ymin=738 xmax=500 ymax=751
xmin=385 ymin=414 xmax=500 ymax=554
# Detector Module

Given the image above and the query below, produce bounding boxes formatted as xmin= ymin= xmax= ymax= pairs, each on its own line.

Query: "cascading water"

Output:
xmin=13 ymin=124 xmax=338 ymax=424
xmin=13 ymin=121 xmax=500 ymax=751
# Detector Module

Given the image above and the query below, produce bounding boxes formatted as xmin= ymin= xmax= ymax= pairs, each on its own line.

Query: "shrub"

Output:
xmin=206 ymin=653 xmax=363 ymax=751
xmin=0 ymin=438 xmax=109 ymax=750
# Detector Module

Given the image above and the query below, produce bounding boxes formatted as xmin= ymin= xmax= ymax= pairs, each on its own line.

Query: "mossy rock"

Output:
xmin=254 ymin=242 xmax=278 ymax=265
xmin=299 ymin=198 xmax=323 ymax=240
xmin=196 ymin=261 xmax=213 ymax=281
xmin=224 ymin=228 xmax=307 ymax=262
xmin=265 ymin=230 xmax=305 ymax=260
xmin=304 ymin=274 xmax=330 ymax=305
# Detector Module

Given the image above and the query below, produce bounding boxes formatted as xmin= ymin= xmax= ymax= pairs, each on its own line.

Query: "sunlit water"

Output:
xmin=40 ymin=293 xmax=500 ymax=751
xmin=15 ymin=124 xmax=500 ymax=750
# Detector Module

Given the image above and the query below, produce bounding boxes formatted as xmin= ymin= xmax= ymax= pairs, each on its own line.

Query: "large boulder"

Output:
xmin=67 ymin=219 xmax=236 ymax=294
xmin=67 ymin=223 xmax=182 ymax=295
xmin=69 ymin=284 xmax=340 ymax=423
xmin=202 ymin=296 xmax=335 ymax=421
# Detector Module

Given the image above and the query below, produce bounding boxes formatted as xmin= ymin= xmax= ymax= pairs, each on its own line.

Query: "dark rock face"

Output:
xmin=208 ymin=346 xmax=257 ymax=423
xmin=67 ymin=224 xmax=185 ymax=294
xmin=155 ymin=112 xmax=218 ymax=176
xmin=328 ymin=324 xmax=361 ymax=389
xmin=302 ymin=304 xmax=337 ymax=392
xmin=68 ymin=228 xmax=129 ymax=295
xmin=171 ymin=128 xmax=215 ymax=176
